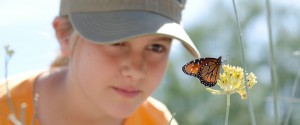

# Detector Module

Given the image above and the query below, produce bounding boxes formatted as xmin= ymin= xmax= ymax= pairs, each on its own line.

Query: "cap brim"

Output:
xmin=69 ymin=11 xmax=200 ymax=58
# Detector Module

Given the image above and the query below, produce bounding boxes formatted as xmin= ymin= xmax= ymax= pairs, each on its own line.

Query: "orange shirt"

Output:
xmin=0 ymin=71 xmax=178 ymax=125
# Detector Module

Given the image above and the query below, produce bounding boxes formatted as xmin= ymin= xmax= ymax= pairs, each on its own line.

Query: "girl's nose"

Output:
xmin=121 ymin=51 xmax=146 ymax=81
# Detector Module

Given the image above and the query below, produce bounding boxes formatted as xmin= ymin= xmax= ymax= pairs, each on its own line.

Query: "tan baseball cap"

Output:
xmin=60 ymin=0 xmax=200 ymax=58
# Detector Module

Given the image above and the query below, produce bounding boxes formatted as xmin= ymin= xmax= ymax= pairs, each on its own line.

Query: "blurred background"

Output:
xmin=1 ymin=0 xmax=300 ymax=124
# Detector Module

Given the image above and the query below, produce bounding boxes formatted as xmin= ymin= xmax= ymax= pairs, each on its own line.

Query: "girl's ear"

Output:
xmin=53 ymin=16 xmax=73 ymax=57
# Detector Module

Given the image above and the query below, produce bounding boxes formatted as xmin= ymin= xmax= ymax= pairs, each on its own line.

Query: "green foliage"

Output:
xmin=153 ymin=0 xmax=300 ymax=124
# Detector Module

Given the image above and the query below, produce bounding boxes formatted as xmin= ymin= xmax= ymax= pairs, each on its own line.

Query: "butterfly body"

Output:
xmin=182 ymin=56 xmax=222 ymax=87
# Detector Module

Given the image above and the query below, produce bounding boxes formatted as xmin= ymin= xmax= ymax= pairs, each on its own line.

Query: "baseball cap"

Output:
xmin=60 ymin=0 xmax=200 ymax=58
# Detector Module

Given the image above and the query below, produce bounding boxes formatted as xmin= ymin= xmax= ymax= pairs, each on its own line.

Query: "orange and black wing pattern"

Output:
xmin=182 ymin=56 xmax=222 ymax=87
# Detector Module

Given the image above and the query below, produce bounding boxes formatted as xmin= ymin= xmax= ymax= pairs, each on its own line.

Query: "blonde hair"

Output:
xmin=50 ymin=16 xmax=80 ymax=68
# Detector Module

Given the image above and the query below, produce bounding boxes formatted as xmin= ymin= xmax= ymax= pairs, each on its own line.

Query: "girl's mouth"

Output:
xmin=112 ymin=87 xmax=141 ymax=98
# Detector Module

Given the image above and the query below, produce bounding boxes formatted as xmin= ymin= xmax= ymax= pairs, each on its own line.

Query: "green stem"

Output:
xmin=5 ymin=49 xmax=16 ymax=116
xmin=31 ymin=93 xmax=39 ymax=125
xmin=265 ymin=0 xmax=279 ymax=124
xmin=168 ymin=112 xmax=176 ymax=125
xmin=283 ymin=57 xmax=300 ymax=125
xmin=231 ymin=0 xmax=256 ymax=125
xmin=20 ymin=103 xmax=27 ymax=125
xmin=225 ymin=94 xmax=231 ymax=125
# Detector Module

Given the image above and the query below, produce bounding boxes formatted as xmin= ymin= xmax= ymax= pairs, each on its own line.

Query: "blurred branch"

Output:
xmin=284 ymin=55 xmax=300 ymax=125
xmin=265 ymin=0 xmax=279 ymax=124
xmin=4 ymin=45 xmax=18 ymax=121
xmin=265 ymin=96 xmax=300 ymax=104
xmin=168 ymin=112 xmax=176 ymax=125
xmin=231 ymin=0 xmax=256 ymax=125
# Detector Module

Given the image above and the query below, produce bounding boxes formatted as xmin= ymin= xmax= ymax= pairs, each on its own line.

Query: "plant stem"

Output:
xmin=225 ymin=94 xmax=231 ymax=125
xmin=168 ymin=112 xmax=176 ymax=125
xmin=283 ymin=57 xmax=300 ymax=125
xmin=265 ymin=0 xmax=279 ymax=124
xmin=5 ymin=48 xmax=16 ymax=116
xmin=31 ymin=93 xmax=39 ymax=125
xmin=231 ymin=0 xmax=256 ymax=125
xmin=20 ymin=103 xmax=27 ymax=125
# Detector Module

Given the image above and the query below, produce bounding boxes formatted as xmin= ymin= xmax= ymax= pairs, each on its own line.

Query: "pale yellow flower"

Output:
xmin=206 ymin=64 xmax=257 ymax=100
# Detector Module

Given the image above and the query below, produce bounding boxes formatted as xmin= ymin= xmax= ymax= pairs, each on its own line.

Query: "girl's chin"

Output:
xmin=109 ymin=104 xmax=140 ymax=119
xmin=110 ymin=110 xmax=135 ymax=119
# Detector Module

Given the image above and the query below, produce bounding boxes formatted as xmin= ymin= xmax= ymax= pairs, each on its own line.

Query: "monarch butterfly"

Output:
xmin=182 ymin=56 xmax=222 ymax=87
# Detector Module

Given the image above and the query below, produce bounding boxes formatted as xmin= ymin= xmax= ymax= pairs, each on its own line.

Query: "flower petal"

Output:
xmin=247 ymin=72 xmax=257 ymax=89
xmin=206 ymin=88 xmax=224 ymax=95
xmin=238 ymin=89 xmax=247 ymax=100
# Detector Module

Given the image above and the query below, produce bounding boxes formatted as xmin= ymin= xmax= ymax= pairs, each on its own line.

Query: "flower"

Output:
xmin=4 ymin=45 xmax=15 ymax=57
xmin=206 ymin=64 xmax=257 ymax=100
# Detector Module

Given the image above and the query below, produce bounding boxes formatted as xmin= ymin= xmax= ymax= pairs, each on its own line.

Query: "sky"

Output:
xmin=0 ymin=0 xmax=298 ymax=79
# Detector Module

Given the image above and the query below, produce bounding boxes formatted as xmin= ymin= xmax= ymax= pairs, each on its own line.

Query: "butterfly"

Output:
xmin=182 ymin=56 xmax=223 ymax=87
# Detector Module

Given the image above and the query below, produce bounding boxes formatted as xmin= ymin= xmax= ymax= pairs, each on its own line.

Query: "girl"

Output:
xmin=0 ymin=0 xmax=200 ymax=124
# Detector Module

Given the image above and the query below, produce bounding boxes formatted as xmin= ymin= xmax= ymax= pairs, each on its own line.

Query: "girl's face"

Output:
xmin=69 ymin=34 xmax=172 ymax=119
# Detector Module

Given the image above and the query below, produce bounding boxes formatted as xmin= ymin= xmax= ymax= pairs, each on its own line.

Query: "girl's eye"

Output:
xmin=112 ymin=42 xmax=125 ymax=46
xmin=148 ymin=44 xmax=166 ymax=53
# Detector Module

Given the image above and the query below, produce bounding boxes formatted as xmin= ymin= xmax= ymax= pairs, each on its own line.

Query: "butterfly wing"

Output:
xmin=182 ymin=58 xmax=204 ymax=77
xmin=182 ymin=56 xmax=222 ymax=87
xmin=198 ymin=57 xmax=222 ymax=87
